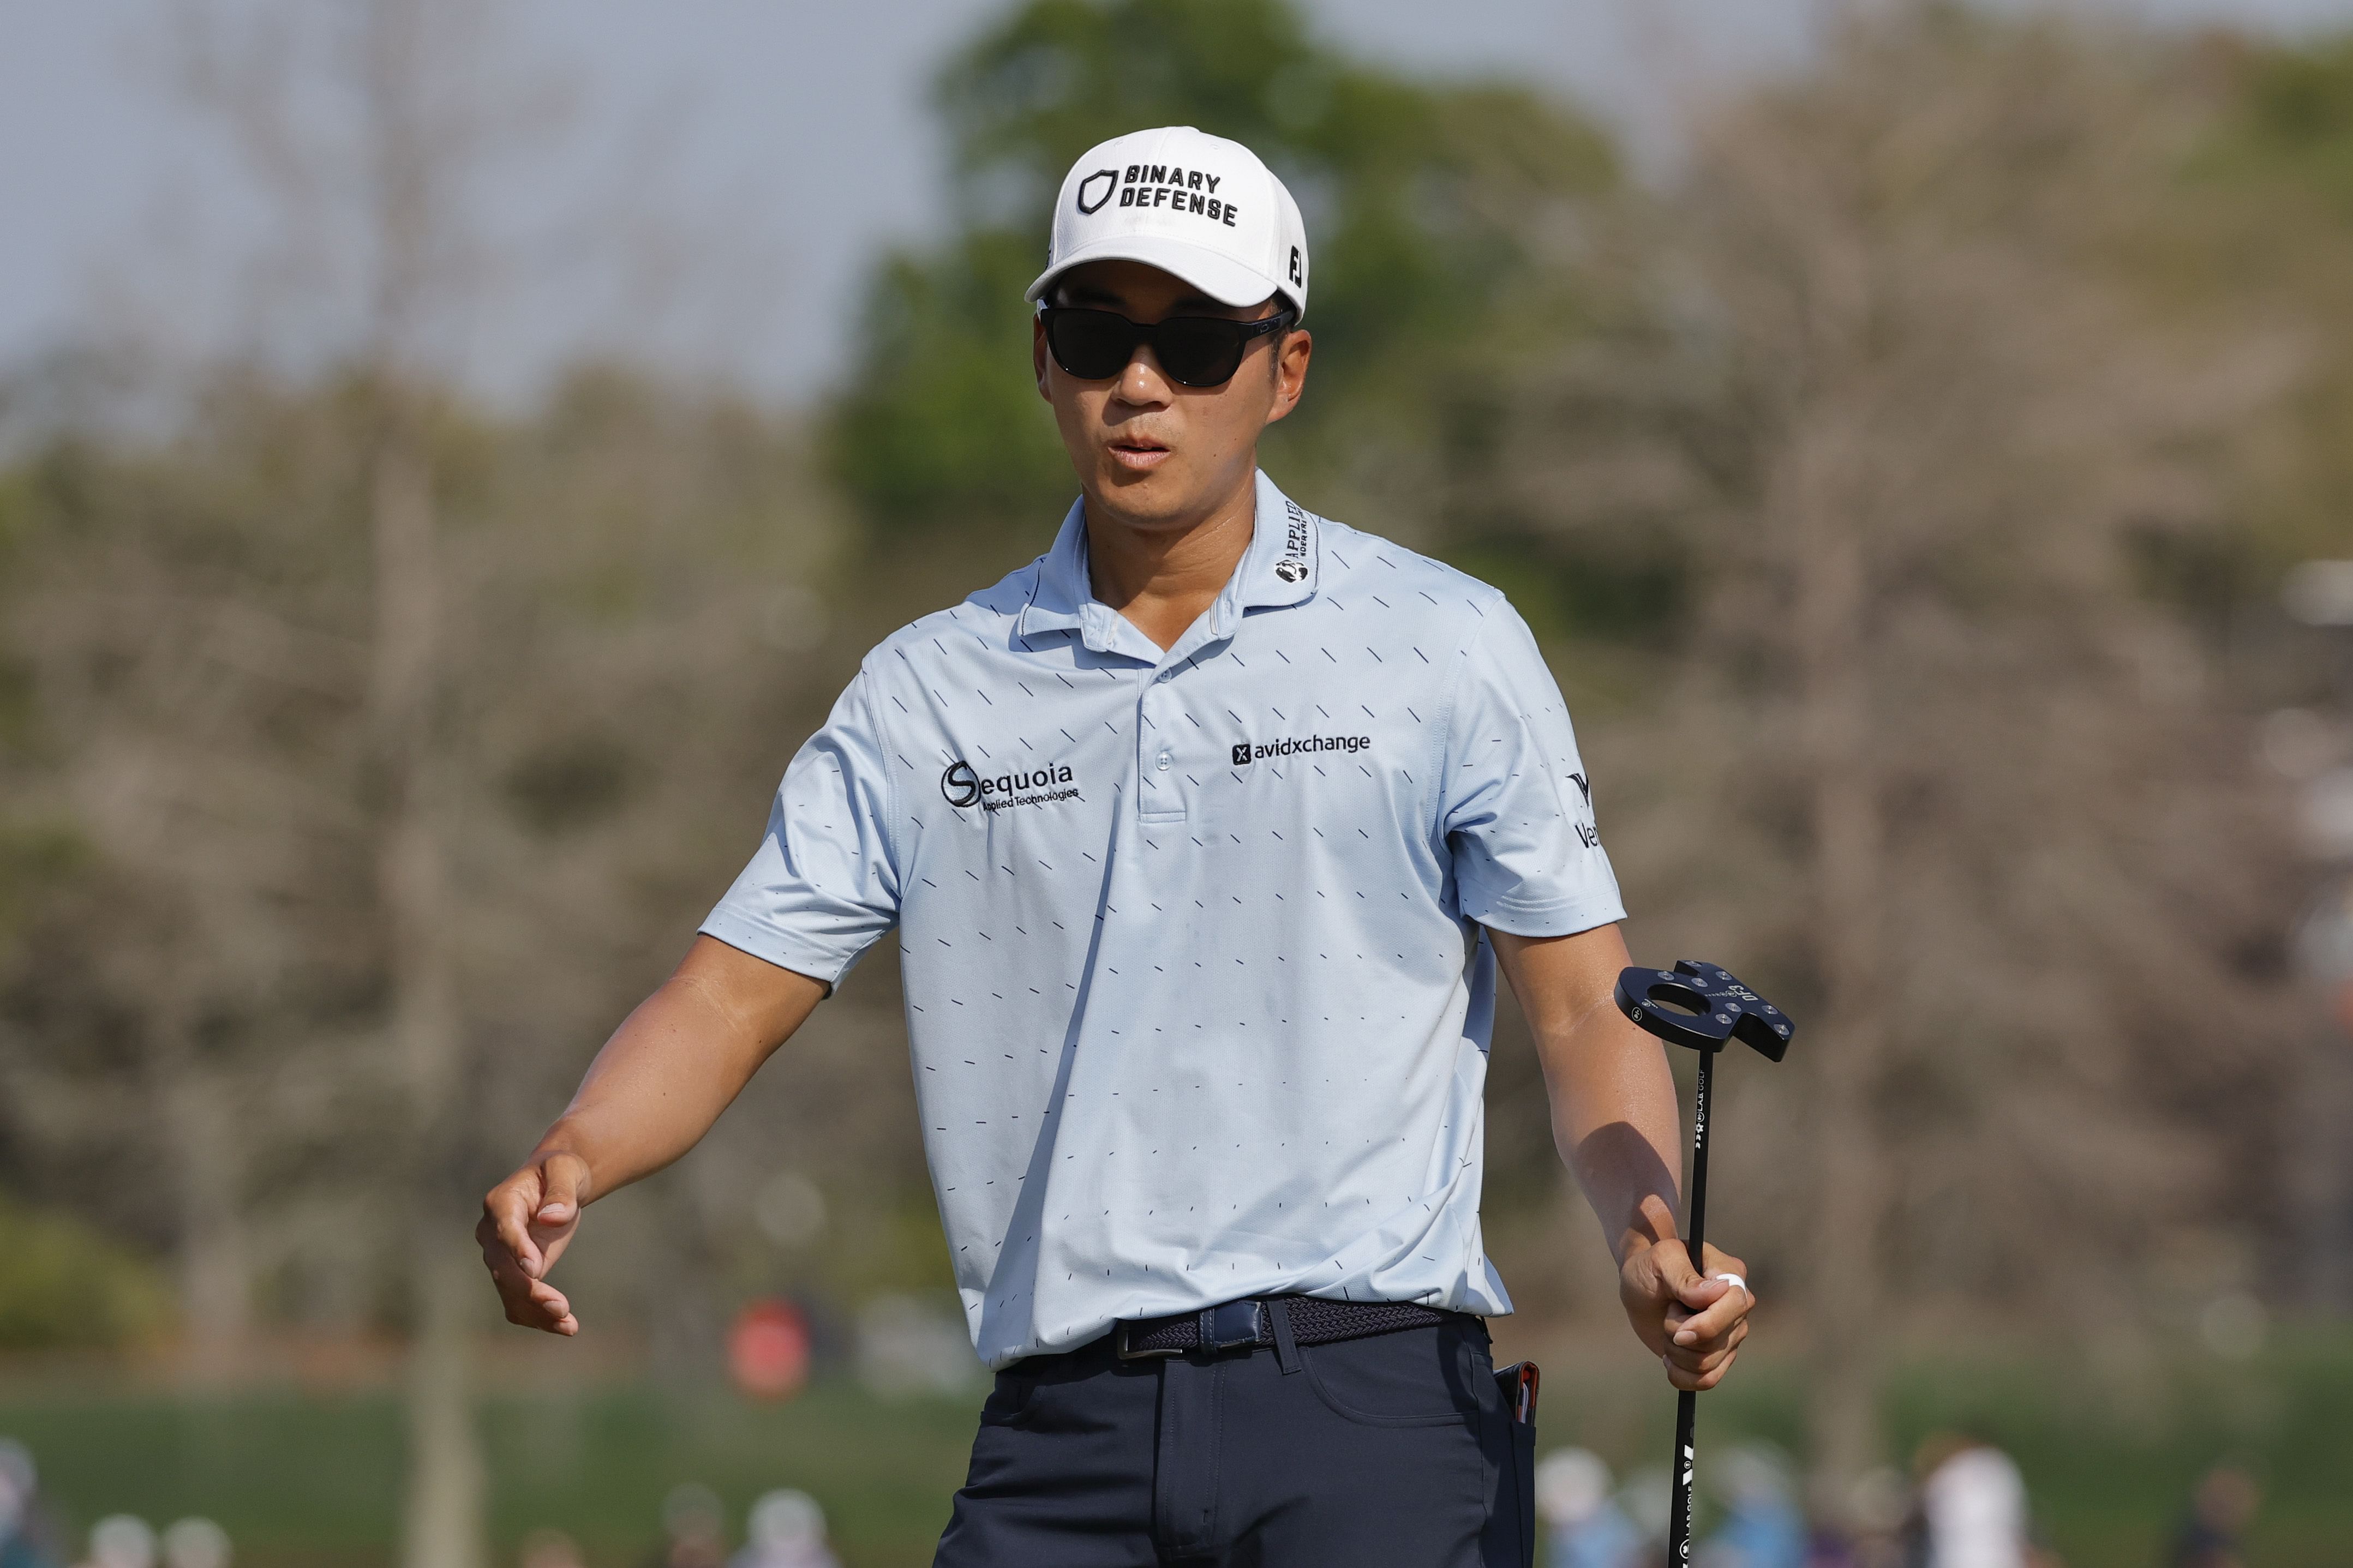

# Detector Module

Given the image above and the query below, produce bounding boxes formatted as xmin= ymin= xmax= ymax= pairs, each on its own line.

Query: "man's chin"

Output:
xmin=1091 ymin=465 xmax=1199 ymax=526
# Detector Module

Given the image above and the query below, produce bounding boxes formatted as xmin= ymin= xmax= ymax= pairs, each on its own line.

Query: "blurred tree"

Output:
xmin=0 ymin=1194 xmax=171 ymax=1350
xmin=1502 ymin=7 xmax=2314 ymax=1492
xmin=827 ymin=0 xmax=1616 ymax=554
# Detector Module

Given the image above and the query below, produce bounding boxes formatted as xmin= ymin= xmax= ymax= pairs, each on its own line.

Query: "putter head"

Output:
xmin=1614 ymin=959 xmax=1794 ymax=1061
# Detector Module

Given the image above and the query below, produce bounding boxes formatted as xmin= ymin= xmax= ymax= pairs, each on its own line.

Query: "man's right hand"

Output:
xmin=471 ymin=939 xmax=831 ymax=1339
xmin=478 ymin=1150 xmax=591 ymax=1336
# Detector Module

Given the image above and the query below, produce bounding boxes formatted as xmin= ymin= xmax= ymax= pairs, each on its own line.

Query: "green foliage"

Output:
xmin=0 ymin=1194 xmax=170 ymax=1350
xmin=826 ymin=0 xmax=1615 ymax=540
xmin=2235 ymin=34 xmax=2353 ymax=209
xmin=2173 ymin=33 xmax=2353 ymax=593
xmin=0 ymin=818 xmax=92 ymax=940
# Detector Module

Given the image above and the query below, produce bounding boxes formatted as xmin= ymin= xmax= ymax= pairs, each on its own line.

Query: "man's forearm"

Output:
xmin=1488 ymin=923 xmax=1683 ymax=1259
xmin=1547 ymin=1002 xmax=1683 ymax=1261
xmin=533 ymin=935 xmax=828 ymax=1203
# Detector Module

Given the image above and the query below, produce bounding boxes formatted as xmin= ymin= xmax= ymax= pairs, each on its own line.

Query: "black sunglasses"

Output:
xmin=1040 ymin=305 xmax=1296 ymax=388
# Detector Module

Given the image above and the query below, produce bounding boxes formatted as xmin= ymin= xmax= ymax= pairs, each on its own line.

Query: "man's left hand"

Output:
xmin=1619 ymin=1193 xmax=1752 ymax=1391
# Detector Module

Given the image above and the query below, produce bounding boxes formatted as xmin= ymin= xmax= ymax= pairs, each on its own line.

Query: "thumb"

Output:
xmin=1636 ymin=1194 xmax=1696 ymax=1284
xmin=534 ymin=1152 xmax=590 ymax=1228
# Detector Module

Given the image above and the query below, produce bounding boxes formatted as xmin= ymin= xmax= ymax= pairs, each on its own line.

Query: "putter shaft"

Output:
xmin=1668 ymin=1043 xmax=1715 ymax=1567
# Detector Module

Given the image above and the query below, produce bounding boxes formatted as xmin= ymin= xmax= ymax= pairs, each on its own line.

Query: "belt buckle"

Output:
xmin=1115 ymin=1323 xmax=1180 ymax=1361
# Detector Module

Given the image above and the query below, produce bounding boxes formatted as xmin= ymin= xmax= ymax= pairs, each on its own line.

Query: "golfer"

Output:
xmin=479 ymin=125 xmax=1754 ymax=1566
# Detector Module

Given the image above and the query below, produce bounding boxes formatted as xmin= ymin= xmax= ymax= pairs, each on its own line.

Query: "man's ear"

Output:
xmin=1265 ymin=328 xmax=1312 ymax=425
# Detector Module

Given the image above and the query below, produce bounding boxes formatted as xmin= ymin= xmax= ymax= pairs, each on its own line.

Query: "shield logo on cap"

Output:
xmin=1076 ymin=169 xmax=1119 ymax=215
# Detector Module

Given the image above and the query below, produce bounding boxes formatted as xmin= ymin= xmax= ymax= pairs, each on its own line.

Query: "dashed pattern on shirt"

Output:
xmin=700 ymin=472 xmax=1622 ymax=1367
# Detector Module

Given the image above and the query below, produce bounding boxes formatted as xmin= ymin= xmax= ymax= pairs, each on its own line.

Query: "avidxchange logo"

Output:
xmin=941 ymin=758 xmax=1080 ymax=813
xmin=1231 ymin=734 xmax=1371 ymax=767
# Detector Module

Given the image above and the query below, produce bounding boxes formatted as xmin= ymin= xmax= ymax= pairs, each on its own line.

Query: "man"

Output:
xmin=479 ymin=125 xmax=1754 ymax=1566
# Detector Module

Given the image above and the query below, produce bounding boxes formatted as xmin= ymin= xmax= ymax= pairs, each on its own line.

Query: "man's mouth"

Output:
xmin=1107 ymin=435 xmax=1171 ymax=472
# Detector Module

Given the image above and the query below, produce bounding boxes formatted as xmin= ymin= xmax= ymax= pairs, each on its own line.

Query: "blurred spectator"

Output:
xmin=2167 ymin=1466 xmax=2260 ymax=1568
xmin=650 ymin=1484 xmax=727 ymax=1568
xmin=1817 ymin=1467 xmax=1910 ymax=1568
xmin=1915 ymin=1433 xmax=2028 ymax=1568
xmin=729 ymin=1491 xmax=840 ymax=1568
xmin=1701 ymin=1444 xmax=1806 ymax=1568
xmin=0 ymin=1441 xmax=57 ymax=1568
xmin=1535 ymin=1449 xmax=1639 ymax=1568
xmin=519 ymin=1529 xmax=586 ymax=1568
xmin=75 ymin=1517 xmax=154 ymax=1568
xmin=0 ymin=1469 xmax=37 ymax=1568
xmin=157 ymin=1521 xmax=227 ymax=1568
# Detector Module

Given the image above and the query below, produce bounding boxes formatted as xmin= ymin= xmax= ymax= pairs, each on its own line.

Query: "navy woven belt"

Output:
xmin=1112 ymin=1296 xmax=1464 ymax=1361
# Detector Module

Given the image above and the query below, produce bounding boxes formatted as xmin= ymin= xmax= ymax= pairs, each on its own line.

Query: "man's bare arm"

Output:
xmin=1489 ymin=922 xmax=1755 ymax=1391
xmin=476 ymin=935 xmax=828 ymax=1335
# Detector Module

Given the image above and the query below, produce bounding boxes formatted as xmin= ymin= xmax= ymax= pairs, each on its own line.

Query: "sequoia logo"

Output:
xmin=942 ymin=758 xmax=1080 ymax=813
xmin=1076 ymin=169 xmax=1119 ymax=215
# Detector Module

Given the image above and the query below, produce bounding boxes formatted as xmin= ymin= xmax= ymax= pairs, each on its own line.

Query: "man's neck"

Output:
xmin=1082 ymin=467 xmax=1258 ymax=652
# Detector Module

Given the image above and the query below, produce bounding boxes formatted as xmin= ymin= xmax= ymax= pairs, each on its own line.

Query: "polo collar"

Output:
xmin=1016 ymin=471 xmax=1322 ymax=654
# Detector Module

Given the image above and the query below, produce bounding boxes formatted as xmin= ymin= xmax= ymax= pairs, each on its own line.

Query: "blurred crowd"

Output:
xmin=0 ymin=1417 xmax=2274 ymax=1568
xmin=0 ymin=1435 xmax=848 ymax=1568
xmin=1535 ymin=1436 xmax=2261 ymax=1568
xmin=0 ymin=1439 xmax=229 ymax=1568
xmin=628 ymin=1483 xmax=842 ymax=1568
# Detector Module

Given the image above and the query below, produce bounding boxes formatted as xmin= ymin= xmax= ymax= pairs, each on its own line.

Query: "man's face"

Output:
xmin=1033 ymin=259 xmax=1312 ymax=532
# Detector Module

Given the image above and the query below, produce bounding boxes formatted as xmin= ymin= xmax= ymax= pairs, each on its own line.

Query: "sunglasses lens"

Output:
xmin=1045 ymin=310 xmax=1136 ymax=380
xmin=1154 ymin=318 xmax=1248 ymax=387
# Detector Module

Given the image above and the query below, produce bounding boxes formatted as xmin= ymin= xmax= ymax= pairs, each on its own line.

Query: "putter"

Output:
xmin=1614 ymin=959 xmax=1794 ymax=1568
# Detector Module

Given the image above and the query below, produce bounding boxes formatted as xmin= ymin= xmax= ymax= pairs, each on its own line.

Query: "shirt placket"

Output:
xmin=1136 ymin=658 xmax=1189 ymax=822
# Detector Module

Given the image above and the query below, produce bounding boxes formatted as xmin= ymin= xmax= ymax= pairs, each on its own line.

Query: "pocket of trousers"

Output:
xmin=1300 ymin=1325 xmax=1488 ymax=1427
xmin=978 ymin=1370 xmax=1038 ymax=1429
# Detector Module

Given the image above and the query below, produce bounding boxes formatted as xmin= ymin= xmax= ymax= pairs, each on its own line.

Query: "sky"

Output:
xmin=3 ymin=0 xmax=2350 ymax=404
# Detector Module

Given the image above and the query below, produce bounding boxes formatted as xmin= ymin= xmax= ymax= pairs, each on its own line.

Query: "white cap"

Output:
xmin=1027 ymin=125 xmax=1310 ymax=320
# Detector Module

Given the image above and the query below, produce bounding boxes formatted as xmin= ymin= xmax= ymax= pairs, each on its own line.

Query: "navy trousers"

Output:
xmin=932 ymin=1312 xmax=1536 ymax=1566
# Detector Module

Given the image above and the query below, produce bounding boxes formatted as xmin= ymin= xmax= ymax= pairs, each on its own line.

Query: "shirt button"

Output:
xmin=1156 ymin=751 xmax=1173 ymax=772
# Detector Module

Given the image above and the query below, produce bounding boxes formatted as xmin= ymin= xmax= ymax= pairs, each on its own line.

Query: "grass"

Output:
xmin=2 ymin=1326 xmax=2348 ymax=1566
xmin=0 ymin=1377 xmax=977 ymax=1568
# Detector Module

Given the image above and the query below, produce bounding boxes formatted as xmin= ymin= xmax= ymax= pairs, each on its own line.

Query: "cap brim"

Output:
xmin=1026 ymin=235 xmax=1293 ymax=316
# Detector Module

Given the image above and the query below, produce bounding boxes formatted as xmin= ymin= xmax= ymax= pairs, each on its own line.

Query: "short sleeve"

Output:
xmin=699 ymin=669 xmax=901 ymax=987
xmin=1438 ymin=599 xmax=1626 ymax=937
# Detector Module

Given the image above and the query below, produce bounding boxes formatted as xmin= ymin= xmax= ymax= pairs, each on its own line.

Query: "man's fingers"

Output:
xmin=1666 ymin=1345 xmax=1741 ymax=1391
xmin=1671 ymin=1279 xmax=1753 ymax=1347
xmin=478 ymin=1162 xmax=589 ymax=1334
xmin=1665 ymin=1318 xmax=1749 ymax=1374
xmin=483 ymin=1177 xmax=546 ymax=1277
xmin=525 ymin=1280 xmax=577 ymax=1336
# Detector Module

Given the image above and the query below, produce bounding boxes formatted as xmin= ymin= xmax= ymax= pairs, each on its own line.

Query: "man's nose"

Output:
xmin=1118 ymin=346 xmax=1173 ymax=404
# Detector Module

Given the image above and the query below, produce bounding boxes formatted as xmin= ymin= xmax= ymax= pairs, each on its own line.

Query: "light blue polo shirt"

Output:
xmin=703 ymin=471 xmax=1624 ymax=1368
